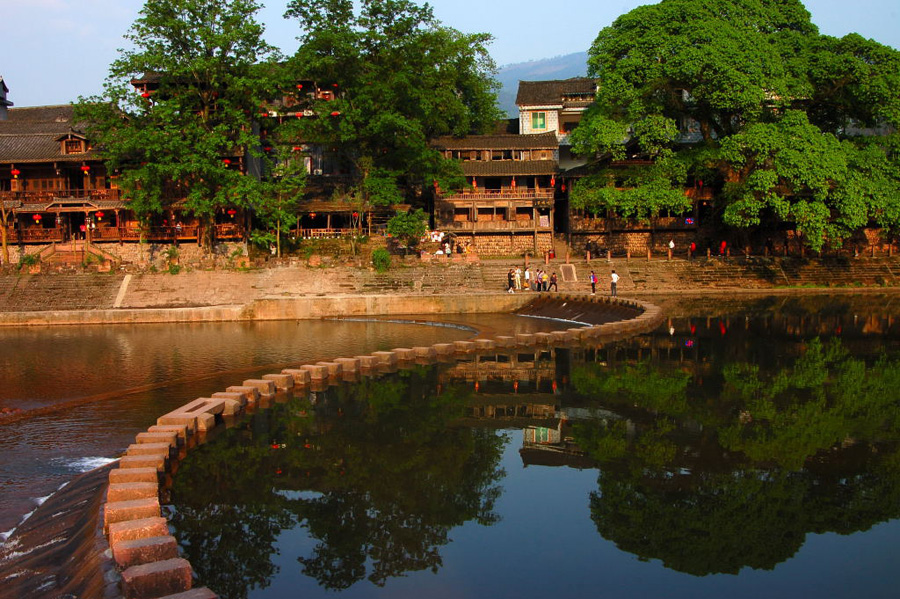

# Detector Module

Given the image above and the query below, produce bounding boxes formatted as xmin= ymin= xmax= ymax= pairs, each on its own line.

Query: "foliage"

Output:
xmin=371 ymin=247 xmax=391 ymax=272
xmin=386 ymin=208 xmax=429 ymax=251
xmin=75 ymin=0 xmax=277 ymax=249
xmin=571 ymin=0 xmax=900 ymax=250
xmin=251 ymin=144 xmax=307 ymax=257
xmin=282 ymin=0 xmax=501 ymax=204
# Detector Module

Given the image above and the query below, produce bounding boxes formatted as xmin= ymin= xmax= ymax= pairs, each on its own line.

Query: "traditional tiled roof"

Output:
xmin=460 ymin=160 xmax=558 ymax=177
xmin=432 ymin=132 xmax=558 ymax=151
xmin=515 ymin=78 xmax=596 ymax=108
xmin=0 ymin=105 xmax=99 ymax=163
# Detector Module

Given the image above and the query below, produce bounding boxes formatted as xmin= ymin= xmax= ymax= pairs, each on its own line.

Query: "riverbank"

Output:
xmin=2 ymin=255 xmax=900 ymax=323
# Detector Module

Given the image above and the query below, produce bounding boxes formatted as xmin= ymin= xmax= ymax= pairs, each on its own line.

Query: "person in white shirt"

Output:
xmin=610 ymin=270 xmax=619 ymax=297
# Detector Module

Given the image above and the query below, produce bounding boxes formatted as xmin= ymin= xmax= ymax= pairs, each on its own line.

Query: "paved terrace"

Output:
xmin=1 ymin=255 xmax=900 ymax=318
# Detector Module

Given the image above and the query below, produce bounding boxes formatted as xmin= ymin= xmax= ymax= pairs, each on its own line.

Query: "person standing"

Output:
xmin=549 ymin=272 xmax=558 ymax=292
xmin=610 ymin=269 xmax=619 ymax=297
xmin=514 ymin=266 xmax=522 ymax=290
xmin=507 ymin=269 xmax=515 ymax=293
xmin=524 ymin=266 xmax=532 ymax=291
xmin=590 ymin=270 xmax=597 ymax=295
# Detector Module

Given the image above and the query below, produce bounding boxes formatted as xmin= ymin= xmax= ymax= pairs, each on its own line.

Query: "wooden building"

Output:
xmin=432 ymin=132 xmax=559 ymax=255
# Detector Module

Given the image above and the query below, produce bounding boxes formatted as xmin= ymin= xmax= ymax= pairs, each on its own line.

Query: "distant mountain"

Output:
xmin=496 ymin=51 xmax=589 ymax=117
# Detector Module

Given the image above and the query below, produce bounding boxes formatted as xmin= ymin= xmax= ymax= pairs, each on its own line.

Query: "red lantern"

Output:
xmin=222 ymin=159 xmax=231 ymax=165
xmin=352 ymin=211 xmax=358 ymax=218
xmin=309 ymin=212 xmax=316 ymax=219
xmin=263 ymin=146 xmax=272 ymax=152
xmin=141 ymin=91 xmax=150 ymax=98
xmin=292 ymin=146 xmax=302 ymax=152
xmin=10 ymin=168 xmax=20 ymax=177
xmin=332 ymin=83 xmax=338 ymax=88
xmin=550 ymin=176 xmax=556 ymax=187
xmin=226 ymin=209 xmax=237 ymax=217
xmin=511 ymin=178 xmax=516 ymax=188
xmin=81 ymin=165 xmax=90 ymax=174
xmin=296 ymin=112 xmax=303 ymax=119
xmin=330 ymin=111 xmax=341 ymax=117
xmin=96 ymin=212 xmax=104 ymax=219
xmin=296 ymin=84 xmax=303 ymax=90
xmin=33 ymin=214 xmax=41 ymax=221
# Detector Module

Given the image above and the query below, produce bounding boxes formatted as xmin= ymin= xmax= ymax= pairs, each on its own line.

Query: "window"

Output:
xmin=531 ymin=112 xmax=546 ymax=130
xmin=64 ymin=140 xmax=84 ymax=154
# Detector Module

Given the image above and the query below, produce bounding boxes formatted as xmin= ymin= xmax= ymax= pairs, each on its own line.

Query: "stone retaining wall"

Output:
xmin=100 ymin=294 xmax=663 ymax=599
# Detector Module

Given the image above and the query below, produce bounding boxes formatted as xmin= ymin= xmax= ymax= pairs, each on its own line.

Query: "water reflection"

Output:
xmin=168 ymin=296 xmax=900 ymax=598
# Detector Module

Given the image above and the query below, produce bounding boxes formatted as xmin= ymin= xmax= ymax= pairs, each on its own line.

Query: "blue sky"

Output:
xmin=1 ymin=0 xmax=898 ymax=107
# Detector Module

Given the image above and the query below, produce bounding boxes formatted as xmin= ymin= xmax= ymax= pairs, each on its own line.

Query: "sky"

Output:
xmin=1 ymin=0 xmax=898 ymax=107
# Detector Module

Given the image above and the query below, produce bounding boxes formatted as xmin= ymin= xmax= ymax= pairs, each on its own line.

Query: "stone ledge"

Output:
xmin=121 ymin=557 xmax=192 ymax=599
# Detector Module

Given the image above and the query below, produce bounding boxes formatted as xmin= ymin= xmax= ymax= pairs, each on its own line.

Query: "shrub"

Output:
xmin=372 ymin=247 xmax=391 ymax=272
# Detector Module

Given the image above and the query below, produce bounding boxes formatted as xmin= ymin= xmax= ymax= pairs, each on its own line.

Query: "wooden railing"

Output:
xmin=445 ymin=219 xmax=549 ymax=232
xmin=437 ymin=189 xmax=555 ymax=202
xmin=4 ymin=222 xmax=242 ymax=244
xmin=0 ymin=189 xmax=123 ymax=203
xmin=571 ymin=216 xmax=697 ymax=232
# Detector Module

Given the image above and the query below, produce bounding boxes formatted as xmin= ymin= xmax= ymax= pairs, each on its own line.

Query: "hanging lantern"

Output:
xmin=96 ymin=211 xmax=105 ymax=220
xmin=330 ymin=111 xmax=341 ymax=117
xmin=222 ymin=158 xmax=231 ymax=165
xmin=296 ymin=83 xmax=303 ymax=90
xmin=309 ymin=212 xmax=316 ymax=219
xmin=296 ymin=112 xmax=303 ymax=119
xmin=511 ymin=178 xmax=516 ymax=188
xmin=550 ymin=176 xmax=556 ymax=187
xmin=33 ymin=214 xmax=42 ymax=222
xmin=141 ymin=91 xmax=151 ymax=99
xmin=561 ymin=183 xmax=566 ymax=192
xmin=292 ymin=146 xmax=302 ymax=152
xmin=226 ymin=209 xmax=237 ymax=218
xmin=352 ymin=211 xmax=359 ymax=219
xmin=263 ymin=146 xmax=272 ymax=152
xmin=332 ymin=83 xmax=338 ymax=88
xmin=81 ymin=165 xmax=91 ymax=174
xmin=10 ymin=168 xmax=20 ymax=178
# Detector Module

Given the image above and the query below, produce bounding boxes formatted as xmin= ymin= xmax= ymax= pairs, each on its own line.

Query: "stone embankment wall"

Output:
xmin=98 ymin=294 xmax=662 ymax=599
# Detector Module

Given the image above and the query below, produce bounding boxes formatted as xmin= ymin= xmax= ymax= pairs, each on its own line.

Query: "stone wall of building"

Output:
xmin=466 ymin=233 xmax=552 ymax=256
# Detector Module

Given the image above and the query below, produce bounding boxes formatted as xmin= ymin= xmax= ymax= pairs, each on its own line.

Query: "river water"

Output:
xmin=0 ymin=314 xmax=561 ymax=538
xmin=2 ymin=295 xmax=900 ymax=599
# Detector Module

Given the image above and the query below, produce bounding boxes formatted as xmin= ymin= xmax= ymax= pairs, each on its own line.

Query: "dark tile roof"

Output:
xmin=433 ymin=132 xmax=558 ymax=151
xmin=461 ymin=160 xmax=558 ymax=177
xmin=515 ymin=78 xmax=596 ymax=107
xmin=0 ymin=105 xmax=99 ymax=163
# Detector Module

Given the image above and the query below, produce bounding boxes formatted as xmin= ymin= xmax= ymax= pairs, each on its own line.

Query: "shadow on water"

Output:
xmin=168 ymin=296 xmax=900 ymax=599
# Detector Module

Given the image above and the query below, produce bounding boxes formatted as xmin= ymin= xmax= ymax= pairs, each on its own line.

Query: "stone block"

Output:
xmin=494 ymin=336 xmax=515 ymax=348
xmin=534 ymin=332 xmax=553 ymax=346
xmin=127 ymin=443 xmax=173 ymax=458
xmin=178 ymin=397 xmax=226 ymax=416
xmin=355 ymin=355 xmax=380 ymax=369
xmin=226 ymin=385 xmax=261 ymax=403
xmin=108 ymin=516 xmax=170 ymax=546
xmin=113 ymin=535 xmax=179 ymax=569
xmin=432 ymin=343 xmax=455 ymax=355
xmin=136 ymin=431 xmax=179 ymax=448
xmin=300 ymin=364 xmax=329 ymax=380
xmin=104 ymin=497 xmax=161 ymax=529
xmin=156 ymin=414 xmax=197 ymax=434
xmin=413 ymin=346 xmax=436 ymax=359
xmin=119 ymin=455 xmax=167 ymax=472
xmin=211 ymin=391 xmax=246 ymax=407
xmin=334 ymin=357 xmax=360 ymax=373
xmin=474 ymin=339 xmax=496 ymax=351
xmin=515 ymin=333 xmax=536 ymax=346
xmin=121 ymin=557 xmax=192 ymax=599
xmin=110 ymin=467 xmax=159 ymax=485
xmin=262 ymin=373 xmax=294 ymax=391
xmin=316 ymin=361 xmax=344 ymax=377
xmin=453 ymin=341 xmax=476 ymax=354
xmin=551 ymin=331 xmax=571 ymax=343
xmin=371 ymin=351 xmax=397 ymax=365
xmin=108 ymin=482 xmax=160 ymax=503
xmin=148 ymin=424 xmax=190 ymax=441
xmin=281 ymin=369 xmax=311 ymax=385
xmin=391 ymin=348 xmax=416 ymax=361
xmin=566 ymin=328 xmax=586 ymax=340
xmin=242 ymin=379 xmax=276 ymax=397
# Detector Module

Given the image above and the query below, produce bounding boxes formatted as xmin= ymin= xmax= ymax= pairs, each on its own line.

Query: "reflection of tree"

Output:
xmin=571 ymin=337 xmax=900 ymax=576
xmin=169 ymin=367 xmax=505 ymax=598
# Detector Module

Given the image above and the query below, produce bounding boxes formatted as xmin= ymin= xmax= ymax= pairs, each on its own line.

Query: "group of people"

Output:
xmin=506 ymin=266 xmax=558 ymax=293
xmin=588 ymin=269 xmax=618 ymax=296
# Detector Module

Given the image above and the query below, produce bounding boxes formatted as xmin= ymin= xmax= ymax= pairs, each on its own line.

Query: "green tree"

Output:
xmin=252 ymin=144 xmax=307 ymax=258
xmin=386 ymin=208 xmax=429 ymax=254
xmin=75 ymin=0 xmax=278 ymax=249
xmin=571 ymin=0 xmax=900 ymax=251
xmin=283 ymin=0 xmax=501 ymax=206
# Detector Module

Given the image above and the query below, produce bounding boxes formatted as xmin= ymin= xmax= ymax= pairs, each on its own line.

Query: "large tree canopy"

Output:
xmin=282 ymin=0 xmax=502 ymax=206
xmin=570 ymin=0 xmax=900 ymax=250
xmin=75 ymin=0 xmax=279 ymax=246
